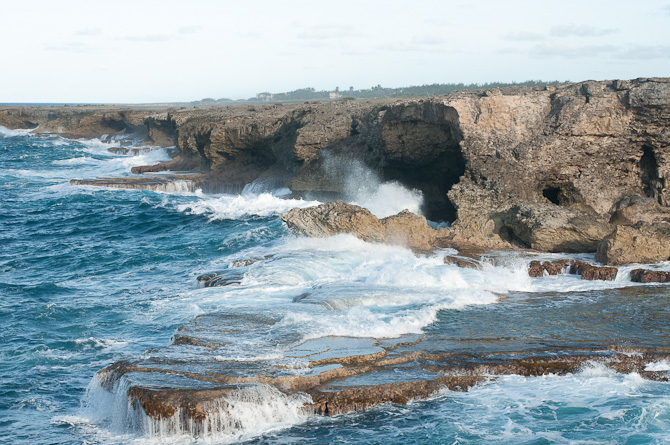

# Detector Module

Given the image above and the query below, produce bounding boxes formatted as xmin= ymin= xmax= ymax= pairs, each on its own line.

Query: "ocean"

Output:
xmin=1 ymin=127 xmax=669 ymax=444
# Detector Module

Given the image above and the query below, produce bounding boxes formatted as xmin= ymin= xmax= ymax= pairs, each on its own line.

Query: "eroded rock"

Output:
xmin=280 ymin=202 xmax=442 ymax=251
xmin=280 ymin=201 xmax=385 ymax=243
xmin=528 ymin=259 xmax=618 ymax=281
xmin=630 ymin=269 xmax=670 ymax=283
xmin=443 ymin=256 xmax=480 ymax=269
xmin=380 ymin=210 xmax=437 ymax=252
xmin=596 ymin=222 xmax=670 ymax=265
xmin=503 ymin=203 xmax=613 ymax=252
xmin=610 ymin=194 xmax=670 ymax=225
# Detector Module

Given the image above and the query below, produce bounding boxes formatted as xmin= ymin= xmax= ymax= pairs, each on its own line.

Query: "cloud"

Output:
xmin=377 ymin=34 xmax=446 ymax=53
xmin=45 ymin=42 xmax=92 ymax=53
xmin=296 ymin=24 xmax=362 ymax=41
xmin=617 ymin=45 xmax=670 ymax=60
xmin=663 ymin=5 xmax=670 ymax=15
xmin=531 ymin=42 xmax=617 ymax=58
xmin=410 ymin=35 xmax=444 ymax=46
xmin=237 ymin=31 xmax=261 ymax=39
xmin=122 ymin=34 xmax=171 ymax=42
xmin=177 ymin=25 xmax=201 ymax=35
xmin=503 ymin=31 xmax=546 ymax=42
xmin=74 ymin=28 xmax=102 ymax=37
xmin=549 ymin=24 xmax=618 ymax=37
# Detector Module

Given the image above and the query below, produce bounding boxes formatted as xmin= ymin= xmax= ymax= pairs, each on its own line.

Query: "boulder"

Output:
xmin=609 ymin=194 xmax=670 ymax=225
xmin=503 ymin=203 xmax=613 ymax=252
xmin=528 ymin=259 xmax=617 ymax=281
xmin=569 ymin=261 xmax=618 ymax=281
xmin=380 ymin=210 xmax=437 ymax=252
xmin=443 ymin=256 xmax=480 ymax=269
xmin=280 ymin=201 xmax=385 ymax=243
xmin=630 ymin=269 xmax=670 ymax=283
xmin=596 ymin=222 xmax=670 ymax=265
xmin=281 ymin=203 xmax=451 ymax=251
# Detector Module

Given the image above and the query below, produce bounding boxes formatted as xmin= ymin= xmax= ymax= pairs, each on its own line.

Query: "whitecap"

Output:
xmin=176 ymin=193 xmax=321 ymax=220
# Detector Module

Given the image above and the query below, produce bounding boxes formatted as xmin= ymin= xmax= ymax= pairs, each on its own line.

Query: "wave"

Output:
xmin=0 ymin=126 xmax=37 ymax=138
xmin=351 ymin=180 xmax=424 ymax=218
xmin=81 ymin=376 xmax=312 ymax=443
xmin=175 ymin=193 xmax=321 ymax=220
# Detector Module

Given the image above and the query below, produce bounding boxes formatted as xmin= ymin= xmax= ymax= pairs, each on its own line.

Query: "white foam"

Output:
xmin=436 ymin=365 xmax=669 ymax=443
xmin=0 ymin=125 xmax=36 ymax=138
xmin=322 ymin=154 xmax=425 ymax=218
xmin=645 ymin=360 xmax=670 ymax=371
xmin=176 ymin=193 xmax=321 ymax=220
xmin=82 ymin=374 xmax=312 ymax=443
xmin=351 ymin=181 xmax=424 ymax=218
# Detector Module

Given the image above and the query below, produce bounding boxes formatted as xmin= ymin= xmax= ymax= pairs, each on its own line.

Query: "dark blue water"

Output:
xmin=1 ymin=128 xmax=669 ymax=444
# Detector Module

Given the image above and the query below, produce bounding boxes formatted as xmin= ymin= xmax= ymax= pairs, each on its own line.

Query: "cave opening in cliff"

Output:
xmin=378 ymin=104 xmax=466 ymax=223
xmin=380 ymin=134 xmax=465 ymax=222
xmin=542 ymin=187 xmax=561 ymax=205
xmin=640 ymin=145 xmax=663 ymax=204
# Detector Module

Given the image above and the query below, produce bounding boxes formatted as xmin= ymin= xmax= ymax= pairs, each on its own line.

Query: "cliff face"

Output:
xmin=445 ymin=79 xmax=670 ymax=220
xmin=2 ymin=78 xmax=669 ymax=227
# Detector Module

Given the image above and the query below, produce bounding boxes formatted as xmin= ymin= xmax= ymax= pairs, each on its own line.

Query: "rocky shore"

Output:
xmin=4 ymin=78 xmax=670 ymax=430
xmin=3 ymin=78 xmax=670 ymax=262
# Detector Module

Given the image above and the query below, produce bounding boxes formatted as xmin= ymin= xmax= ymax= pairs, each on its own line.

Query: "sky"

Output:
xmin=2 ymin=0 xmax=669 ymax=103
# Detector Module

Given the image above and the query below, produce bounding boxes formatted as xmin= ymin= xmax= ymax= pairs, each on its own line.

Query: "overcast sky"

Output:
xmin=2 ymin=0 xmax=669 ymax=103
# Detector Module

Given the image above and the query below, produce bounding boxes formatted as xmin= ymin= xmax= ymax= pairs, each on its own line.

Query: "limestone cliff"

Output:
xmin=3 ymin=78 xmax=670 ymax=253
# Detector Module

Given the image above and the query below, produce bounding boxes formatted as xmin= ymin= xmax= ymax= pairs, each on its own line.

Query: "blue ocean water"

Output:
xmin=1 ymin=128 xmax=669 ymax=444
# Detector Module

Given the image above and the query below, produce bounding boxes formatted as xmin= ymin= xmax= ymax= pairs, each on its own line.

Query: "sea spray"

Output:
xmin=83 ymin=374 xmax=312 ymax=442
xmin=322 ymin=153 xmax=424 ymax=217
xmin=176 ymin=193 xmax=321 ymax=220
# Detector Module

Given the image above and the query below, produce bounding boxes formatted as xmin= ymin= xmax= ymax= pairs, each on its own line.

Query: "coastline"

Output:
xmin=3 ymin=77 xmax=670 ymax=440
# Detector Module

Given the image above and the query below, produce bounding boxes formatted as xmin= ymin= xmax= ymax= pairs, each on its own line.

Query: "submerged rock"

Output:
xmin=99 ymin=345 xmax=670 ymax=431
xmin=443 ymin=255 xmax=480 ymax=269
xmin=503 ymin=203 xmax=613 ymax=252
xmin=596 ymin=222 xmax=670 ymax=265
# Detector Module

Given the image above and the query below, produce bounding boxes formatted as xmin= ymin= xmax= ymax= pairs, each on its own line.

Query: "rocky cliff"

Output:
xmin=3 ymin=78 xmax=670 ymax=257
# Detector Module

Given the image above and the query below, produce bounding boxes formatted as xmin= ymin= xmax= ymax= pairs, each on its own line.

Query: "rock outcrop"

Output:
xmin=528 ymin=259 xmax=618 ymax=281
xmin=630 ymin=269 xmax=670 ymax=283
xmin=280 ymin=201 xmax=386 ymax=243
xmin=502 ymin=203 xmax=613 ymax=252
xmin=609 ymin=194 xmax=670 ymax=225
xmin=4 ymin=77 xmax=670 ymax=257
xmin=596 ymin=222 xmax=670 ymax=265
xmin=280 ymin=201 xmax=439 ymax=251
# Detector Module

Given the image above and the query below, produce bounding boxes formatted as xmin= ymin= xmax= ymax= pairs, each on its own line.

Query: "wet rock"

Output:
xmin=280 ymin=202 xmax=442 ymax=251
xmin=280 ymin=201 xmax=385 ymax=243
xmin=503 ymin=203 xmax=613 ymax=252
xmin=307 ymin=377 xmax=484 ymax=416
xmin=528 ymin=260 xmax=546 ymax=277
xmin=99 ymin=346 xmax=670 ymax=430
xmin=434 ymin=216 xmax=515 ymax=251
xmin=380 ymin=210 xmax=437 ymax=252
xmin=443 ymin=256 xmax=479 ymax=269
xmin=569 ymin=261 xmax=618 ymax=280
xmin=596 ymin=222 xmax=670 ymax=265
xmin=528 ymin=259 xmax=617 ymax=281
xmin=196 ymin=271 xmax=244 ymax=287
xmin=230 ymin=255 xmax=272 ymax=268
xmin=70 ymin=175 xmax=204 ymax=192
xmin=630 ymin=269 xmax=670 ymax=283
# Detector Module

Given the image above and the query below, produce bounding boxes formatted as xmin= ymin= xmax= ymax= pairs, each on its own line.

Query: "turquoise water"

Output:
xmin=1 ymin=129 xmax=669 ymax=444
